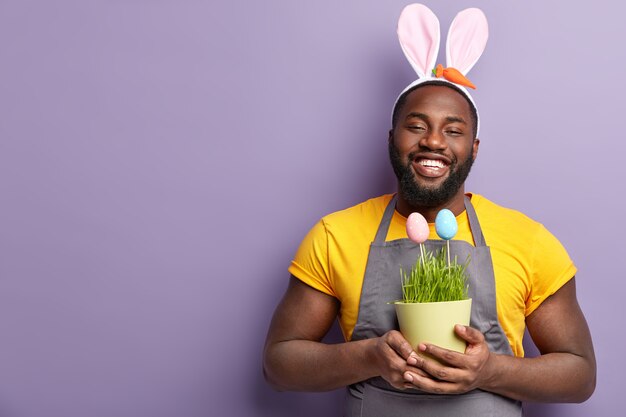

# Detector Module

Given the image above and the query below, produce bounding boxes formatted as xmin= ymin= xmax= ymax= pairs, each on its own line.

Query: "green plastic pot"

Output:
xmin=394 ymin=298 xmax=472 ymax=357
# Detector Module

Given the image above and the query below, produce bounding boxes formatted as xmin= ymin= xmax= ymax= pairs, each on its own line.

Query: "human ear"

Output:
xmin=472 ymin=138 xmax=480 ymax=161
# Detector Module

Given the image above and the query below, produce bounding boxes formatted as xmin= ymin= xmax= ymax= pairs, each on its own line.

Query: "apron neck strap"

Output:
xmin=464 ymin=195 xmax=486 ymax=247
xmin=373 ymin=194 xmax=487 ymax=247
xmin=373 ymin=194 xmax=399 ymax=245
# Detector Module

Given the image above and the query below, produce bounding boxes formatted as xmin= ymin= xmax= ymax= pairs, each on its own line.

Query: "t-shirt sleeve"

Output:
xmin=288 ymin=219 xmax=336 ymax=297
xmin=525 ymin=224 xmax=577 ymax=316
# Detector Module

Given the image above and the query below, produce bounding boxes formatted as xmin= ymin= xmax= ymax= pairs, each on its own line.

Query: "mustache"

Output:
xmin=407 ymin=150 xmax=456 ymax=165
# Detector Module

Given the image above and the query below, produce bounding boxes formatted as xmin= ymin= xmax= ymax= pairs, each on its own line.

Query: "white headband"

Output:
xmin=392 ymin=4 xmax=489 ymax=135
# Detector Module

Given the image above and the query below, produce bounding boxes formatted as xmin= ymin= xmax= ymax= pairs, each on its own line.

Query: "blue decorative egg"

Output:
xmin=435 ymin=209 xmax=458 ymax=240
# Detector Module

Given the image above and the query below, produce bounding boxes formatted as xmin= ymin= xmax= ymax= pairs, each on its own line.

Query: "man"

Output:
xmin=263 ymin=6 xmax=596 ymax=416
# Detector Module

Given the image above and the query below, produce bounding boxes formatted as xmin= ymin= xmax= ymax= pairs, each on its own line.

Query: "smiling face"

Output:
xmin=389 ymin=84 xmax=479 ymax=210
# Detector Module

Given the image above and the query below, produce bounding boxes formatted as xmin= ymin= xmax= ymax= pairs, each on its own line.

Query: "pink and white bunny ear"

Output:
xmin=397 ymin=4 xmax=440 ymax=79
xmin=446 ymin=8 xmax=488 ymax=75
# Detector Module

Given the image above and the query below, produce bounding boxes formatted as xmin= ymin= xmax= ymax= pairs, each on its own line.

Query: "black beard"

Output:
xmin=388 ymin=141 xmax=474 ymax=208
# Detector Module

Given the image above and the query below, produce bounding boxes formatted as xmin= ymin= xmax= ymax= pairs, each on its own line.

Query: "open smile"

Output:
xmin=411 ymin=155 xmax=451 ymax=178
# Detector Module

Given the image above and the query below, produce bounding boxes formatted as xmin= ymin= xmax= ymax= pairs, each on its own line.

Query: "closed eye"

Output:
xmin=446 ymin=129 xmax=463 ymax=136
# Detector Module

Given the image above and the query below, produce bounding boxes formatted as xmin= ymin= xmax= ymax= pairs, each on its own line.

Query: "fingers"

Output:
xmin=401 ymin=352 xmax=470 ymax=394
xmin=403 ymin=369 xmax=462 ymax=394
xmin=386 ymin=330 xmax=416 ymax=360
xmin=401 ymin=326 xmax=493 ymax=394
xmin=454 ymin=324 xmax=485 ymax=345
xmin=386 ymin=331 xmax=432 ymax=378
xmin=376 ymin=331 xmax=436 ymax=390
xmin=376 ymin=329 xmax=491 ymax=392
xmin=419 ymin=343 xmax=466 ymax=368
xmin=415 ymin=325 xmax=485 ymax=367
xmin=412 ymin=349 xmax=466 ymax=381
xmin=405 ymin=365 xmax=432 ymax=379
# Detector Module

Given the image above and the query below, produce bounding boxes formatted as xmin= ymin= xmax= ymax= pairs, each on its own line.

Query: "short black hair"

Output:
xmin=391 ymin=80 xmax=478 ymax=138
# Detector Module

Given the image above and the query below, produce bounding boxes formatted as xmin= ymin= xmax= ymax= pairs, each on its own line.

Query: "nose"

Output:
xmin=418 ymin=129 xmax=447 ymax=151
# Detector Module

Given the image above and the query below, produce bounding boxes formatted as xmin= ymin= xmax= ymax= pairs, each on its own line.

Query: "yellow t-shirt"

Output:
xmin=288 ymin=193 xmax=576 ymax=357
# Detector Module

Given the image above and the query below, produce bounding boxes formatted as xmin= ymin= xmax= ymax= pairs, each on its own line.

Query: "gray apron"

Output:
xmin=345 ymin=195 xmax=522 ymax=416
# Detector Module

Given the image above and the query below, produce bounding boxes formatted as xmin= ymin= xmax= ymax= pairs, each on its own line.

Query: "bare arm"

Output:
xmin=263 ymin=276 xmax=427 ymax=391
xmin=483 ymin=276 xmax=596 ymax=402
xmin=403 ymin=277 xmax=597 ymax=402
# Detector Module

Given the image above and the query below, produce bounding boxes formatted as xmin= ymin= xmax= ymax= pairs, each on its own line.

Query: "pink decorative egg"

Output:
xmin=406 ymin=212 xmax=429 ymax=244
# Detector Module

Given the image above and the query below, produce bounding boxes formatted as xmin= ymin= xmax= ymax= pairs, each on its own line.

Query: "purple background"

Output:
xmin=0 ymin=1 xmax=622 ymax=416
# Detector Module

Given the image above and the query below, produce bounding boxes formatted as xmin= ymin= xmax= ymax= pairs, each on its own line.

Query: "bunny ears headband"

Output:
xmin=394 ymin=4 xmax=488 ymax=134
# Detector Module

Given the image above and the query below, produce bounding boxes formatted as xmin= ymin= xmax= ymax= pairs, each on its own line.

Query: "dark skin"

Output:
xmin=263 ymin=85 xmax=596 ymax=401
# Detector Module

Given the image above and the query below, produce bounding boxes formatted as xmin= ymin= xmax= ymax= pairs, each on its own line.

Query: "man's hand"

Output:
xmin=372 ymin=330 xmax=433 ymax=390
xmin=401 ymin=324 xmax=494 ymax=394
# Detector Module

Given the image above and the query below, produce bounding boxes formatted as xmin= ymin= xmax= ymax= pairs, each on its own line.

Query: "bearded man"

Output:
xmin=262 ymin=78 xmax=596 ymax=416
xmin=263 ymin=6 xmax=595 ymax=414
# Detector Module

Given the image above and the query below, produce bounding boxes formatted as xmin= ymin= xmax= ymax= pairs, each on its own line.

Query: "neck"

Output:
xmin=395 ymin=185 xmax=468 ymax=223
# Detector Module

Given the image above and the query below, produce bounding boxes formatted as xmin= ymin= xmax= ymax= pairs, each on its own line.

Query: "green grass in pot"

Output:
xmin=400 ymin=247 xmax=469 ymax=303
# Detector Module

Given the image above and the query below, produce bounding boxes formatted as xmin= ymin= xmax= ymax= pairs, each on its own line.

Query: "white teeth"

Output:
xmin=418 ymin=159 xmax=445 ymax=168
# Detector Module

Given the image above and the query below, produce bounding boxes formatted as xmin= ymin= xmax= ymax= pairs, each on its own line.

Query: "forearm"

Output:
xmin=394 ymin=323 xmax=597 ymax=401
xmin=264 ymin=278 xmax=422 ymax=392
xmin=263 ymin=338 xmax=379 ymax=391
xmin=481 ymin=351 xmax=596 ymax=403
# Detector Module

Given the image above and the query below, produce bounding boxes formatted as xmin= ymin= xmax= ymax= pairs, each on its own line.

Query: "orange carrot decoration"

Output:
xmin=432 ymin=64 xmax=476 ymax=89
xmin=435 ymin=63 xmax=444 ymax=78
